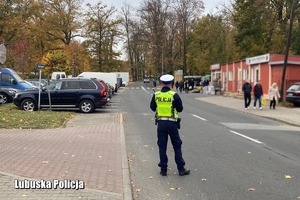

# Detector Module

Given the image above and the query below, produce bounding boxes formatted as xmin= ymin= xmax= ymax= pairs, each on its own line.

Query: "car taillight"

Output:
xmin=97 ymin=80 xmax=106 ymax=96
xmin=294 ymin=91 xmax=300 ymax=96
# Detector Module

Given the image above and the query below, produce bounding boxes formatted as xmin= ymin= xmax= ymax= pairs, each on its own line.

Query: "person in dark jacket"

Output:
xmin=175 ymin=81 xmax=179 ymax=91
xmin=179 ymin=80 xmax=184 ymax=93
xmin=184 ymin=80 xmax=189 ymax=93
xmin=253 ymin=80 xmax=263 ymax=110
xmin=153 ymin=79 xmax=157 ymax=87
xmin=242 ymin=79 xmax=252 ymax=110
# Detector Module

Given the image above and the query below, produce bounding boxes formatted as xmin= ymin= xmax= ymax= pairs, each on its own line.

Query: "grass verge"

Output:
xmin=0 ymin=103 xmax=76 ymax=129
xmin=277 ymin=101 xmax=295 ymax=108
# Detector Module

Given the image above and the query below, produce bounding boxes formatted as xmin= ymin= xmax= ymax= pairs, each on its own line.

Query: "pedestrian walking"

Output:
xmin=175 ymin=81 xmax=179 ymax=91
xmin=179 ymin=80 xmax=183 ymax=93
xmin=150 ymin=74 xmax=190 ymax=176
xmin=253 ymin=80 xmax=264 ymax=110
xmin=189 ymin=79 xmax=194 ymax=90
xmin=242 ymin=79 xmax=252 ymax=110
xmin=268 ymin=82 xmax=280 ymax=109
xmin=184 ymin=80 xmax=189 ymax=93
xmin=153 ymin=79 xmax=157 ymax=88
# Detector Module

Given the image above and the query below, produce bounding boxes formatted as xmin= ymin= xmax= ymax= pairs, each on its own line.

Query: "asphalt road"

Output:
xmin=120 ymin=82 xmax=300 ymax=200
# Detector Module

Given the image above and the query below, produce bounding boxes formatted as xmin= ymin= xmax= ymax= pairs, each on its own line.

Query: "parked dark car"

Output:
xmin=0 ymin=87 xmax=18 ymax=104
xmin=13 ymin=78 xmax=109 ymax=113
xmin=286 ymin=82 xmax=300 ymax=106
xmin=105 ymin=82 xmax=115 ymax=95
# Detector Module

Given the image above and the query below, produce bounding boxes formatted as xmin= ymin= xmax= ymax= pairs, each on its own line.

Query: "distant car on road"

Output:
xmin=286 ymin=82 xmax=300 ymax=106
xmin=13 ymin=78 xmax=109 ymax=113
xmin=143 ymin=77 xmax=150 ymax=83
xmin=0 ymin=87 xmax=18 ymax=104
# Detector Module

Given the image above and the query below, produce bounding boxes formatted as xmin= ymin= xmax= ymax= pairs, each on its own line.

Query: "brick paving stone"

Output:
xmin=0 ymin=113 xmax=126 ymax=200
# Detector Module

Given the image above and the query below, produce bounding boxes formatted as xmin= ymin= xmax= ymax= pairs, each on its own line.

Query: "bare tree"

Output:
xmin=172 ymin=0 xmax=204 ymax=75
xmin=139 ymin=0 xmax=171 ymax=76
xmin=121 ymin=1 xmax=136 ymax=80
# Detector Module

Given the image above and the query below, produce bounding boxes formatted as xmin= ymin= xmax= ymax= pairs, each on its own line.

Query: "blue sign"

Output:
xmin=36 ymin=64 xmax=45 ymax=69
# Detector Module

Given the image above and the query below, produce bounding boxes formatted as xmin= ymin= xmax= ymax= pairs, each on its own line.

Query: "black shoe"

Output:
xmin=179 ymin=168 xmax=190 ymax=176
xmin=160 ymin=171 xmax=167 ymax=176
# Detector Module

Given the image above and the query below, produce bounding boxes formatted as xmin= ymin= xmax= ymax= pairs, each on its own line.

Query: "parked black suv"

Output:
xmin=13 ymin=78 xmax=109 ymax=113
xmin=0 ymin=87 xmax=18 ymax=104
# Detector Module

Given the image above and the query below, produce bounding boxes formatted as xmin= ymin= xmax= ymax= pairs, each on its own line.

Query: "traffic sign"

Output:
xmin=0 ymin=44 xmax=6 ymax=64
xmin=36 ymin=64 xmax=45 ymax=69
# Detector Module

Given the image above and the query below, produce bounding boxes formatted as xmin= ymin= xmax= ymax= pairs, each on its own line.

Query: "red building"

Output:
xmin=211 ymin=54 xmax=300 ymax=100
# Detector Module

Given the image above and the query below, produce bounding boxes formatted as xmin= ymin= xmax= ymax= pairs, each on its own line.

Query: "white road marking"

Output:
xmin=192 ymin=114 xmax=207 ymax=121
xmin=141 ymin=85 xmax=150 ymax=93
xmin=229 ymin=130 xmax=263 ymax=144
xmin=221 ymin=123 xmax=300 ymax=131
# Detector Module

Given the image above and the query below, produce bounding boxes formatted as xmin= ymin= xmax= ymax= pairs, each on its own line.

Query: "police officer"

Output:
xmin=150 ymin=74 xmax=190 ymax=176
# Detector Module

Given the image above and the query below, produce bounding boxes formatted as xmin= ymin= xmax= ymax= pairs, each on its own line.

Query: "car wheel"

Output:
xmin=0 ymin=93 xmax=9 ymax=104
xmin=79 ymin=99 xmax=95 ymax=113
xmin=21 ymin=99 xmax=37 ymax=111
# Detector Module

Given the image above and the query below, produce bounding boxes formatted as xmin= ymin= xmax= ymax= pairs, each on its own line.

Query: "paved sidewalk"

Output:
xmin=0 ymin=112 xmax=132 ymax=200
xmin=195 ymin=95 xmax=300 ymax=127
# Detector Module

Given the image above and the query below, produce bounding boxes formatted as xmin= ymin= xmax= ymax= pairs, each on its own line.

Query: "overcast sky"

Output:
xmin=84 ymin=0 xmax=231 ymax=14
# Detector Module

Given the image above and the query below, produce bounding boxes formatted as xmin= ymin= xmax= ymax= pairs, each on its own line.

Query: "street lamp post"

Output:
xmin=280 ymin=0 xmax=299 ymax=102
xmin=72 ymin=61 xmax=75 ymax=77
xmin=162 ymin=52 xmax=163 ymax=75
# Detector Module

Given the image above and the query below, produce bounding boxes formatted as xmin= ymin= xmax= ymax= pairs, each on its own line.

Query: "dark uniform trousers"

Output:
xmin=157 ymin=120 xmax=185 ymax=173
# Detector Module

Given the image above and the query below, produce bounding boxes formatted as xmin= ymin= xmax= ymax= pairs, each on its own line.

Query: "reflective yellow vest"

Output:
xmin=155 ymin=91 xmax=178 ymax=118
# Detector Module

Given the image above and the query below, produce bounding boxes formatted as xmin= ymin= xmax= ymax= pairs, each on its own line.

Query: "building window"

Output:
xmin=229 ymin=71 xmax=233 ymax=81
xmin=243 ymin=69 xmax=249 ymax=80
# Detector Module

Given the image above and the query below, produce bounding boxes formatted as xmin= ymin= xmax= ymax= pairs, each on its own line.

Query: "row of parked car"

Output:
xmin=1 ymin=77 xmax=120 ymax=113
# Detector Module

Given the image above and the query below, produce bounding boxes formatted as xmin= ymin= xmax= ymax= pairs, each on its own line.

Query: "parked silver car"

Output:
xmin=0 ymin=87 xmax=18 ymax=104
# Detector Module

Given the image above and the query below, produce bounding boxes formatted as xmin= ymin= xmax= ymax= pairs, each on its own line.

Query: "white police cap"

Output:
xmin=160 ymin=74 xmax=174 ymax=84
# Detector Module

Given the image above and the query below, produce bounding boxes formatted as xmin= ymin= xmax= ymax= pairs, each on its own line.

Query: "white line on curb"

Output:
xmin=229 ymin=130 xmax=263 ymax=144
xmin=192 ymin=114 xmax=207 ymax=121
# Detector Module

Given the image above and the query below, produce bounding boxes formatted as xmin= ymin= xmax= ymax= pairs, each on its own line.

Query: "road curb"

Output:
xmin=120 ymin=114 xmax=133 ymax=200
